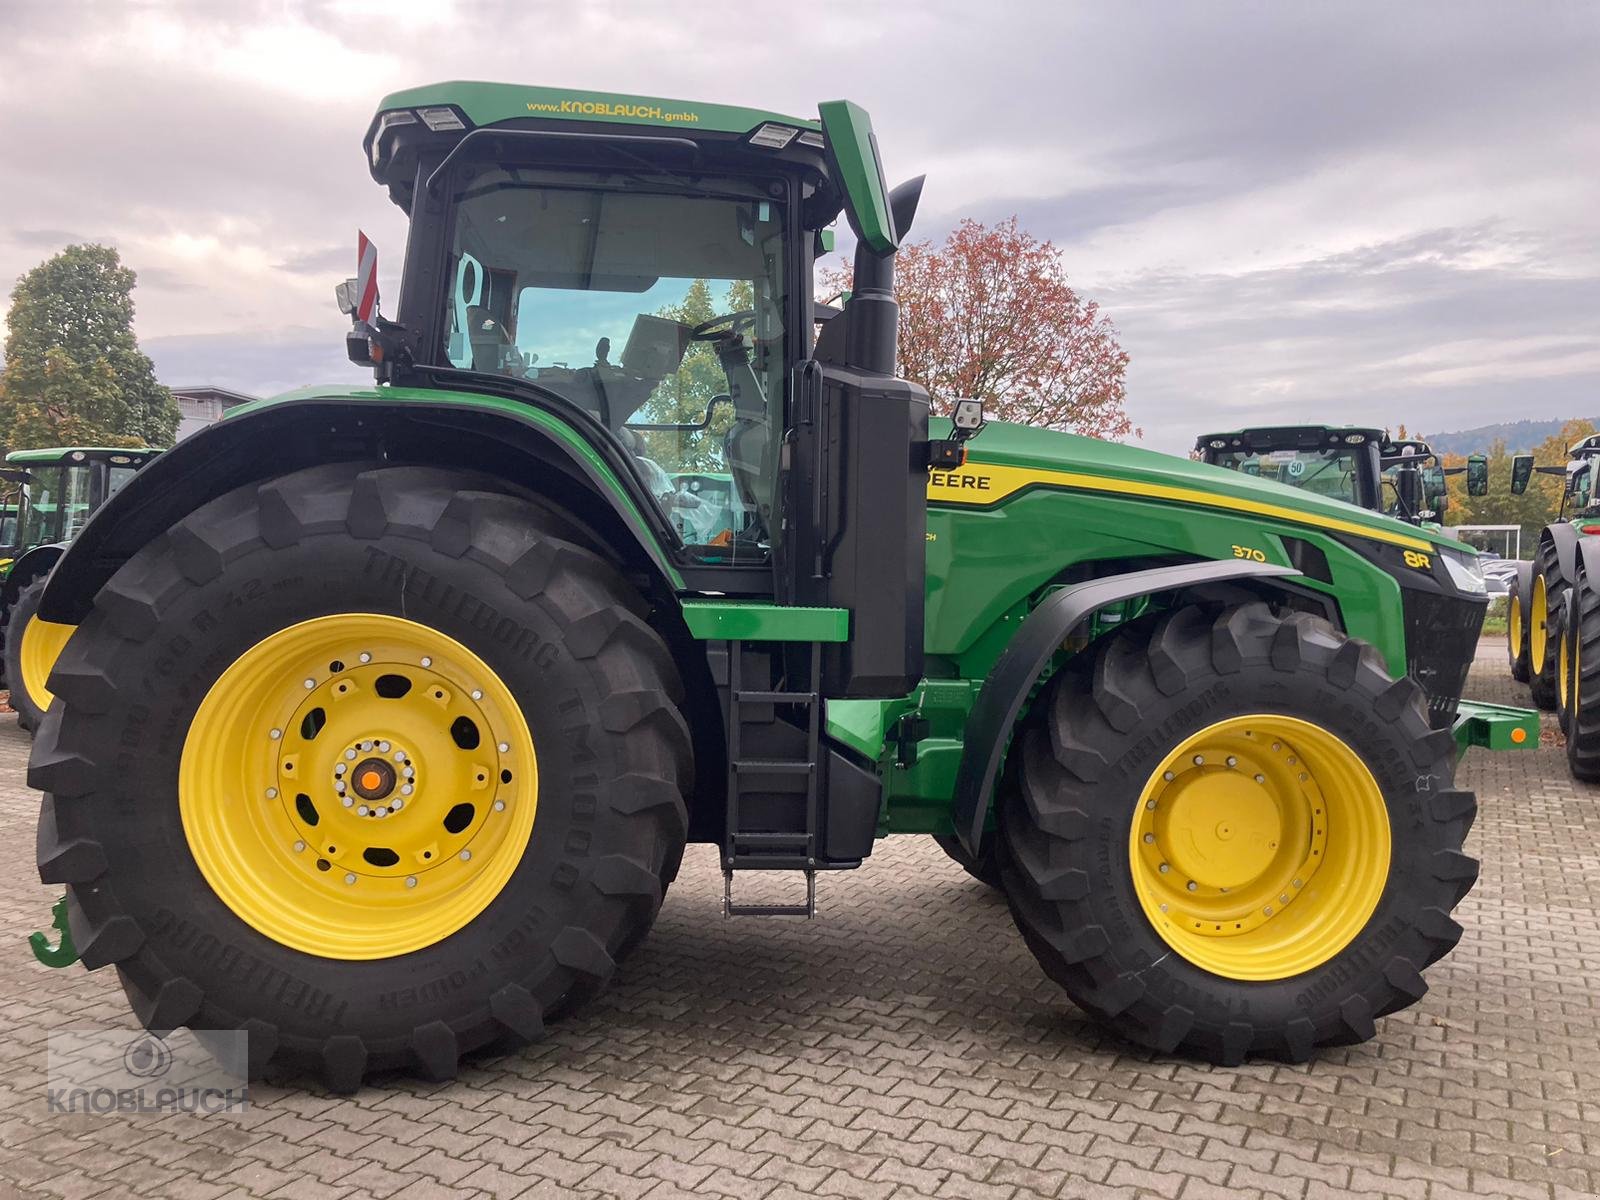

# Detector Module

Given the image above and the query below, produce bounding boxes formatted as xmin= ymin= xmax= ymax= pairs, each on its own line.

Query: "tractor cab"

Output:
xmin=355 ymin=87 xmax=916 ymax=576
xmin=2 ymin=447 xmax=156 ymax=553
xmin=1510 ymin=434 xmax=1600 ymax=520
xmin=1195 ymin=426 xmax=1384 ymax=508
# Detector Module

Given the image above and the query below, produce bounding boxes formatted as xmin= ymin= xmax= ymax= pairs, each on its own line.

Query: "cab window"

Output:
xmin=441 ymin=166 xmax=788 ymax=564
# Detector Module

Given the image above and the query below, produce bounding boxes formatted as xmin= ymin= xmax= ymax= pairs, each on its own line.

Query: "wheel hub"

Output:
xmin=180 ymin=614 xmax=539 ymax=960
xmin=1129 ymin=715 xmax=1389 ymax=981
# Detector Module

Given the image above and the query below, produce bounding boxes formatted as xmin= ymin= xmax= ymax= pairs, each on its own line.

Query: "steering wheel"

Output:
xmin=690 ymin=310 xmax=756 ymax=341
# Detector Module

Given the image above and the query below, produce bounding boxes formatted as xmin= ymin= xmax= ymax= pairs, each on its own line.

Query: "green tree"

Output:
xmin=0 ymin=244 xmax=180 ymax=452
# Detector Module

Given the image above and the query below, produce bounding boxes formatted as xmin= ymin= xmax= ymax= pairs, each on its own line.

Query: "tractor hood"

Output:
xmin=943 ymin=418 xmax=1475 ymax=555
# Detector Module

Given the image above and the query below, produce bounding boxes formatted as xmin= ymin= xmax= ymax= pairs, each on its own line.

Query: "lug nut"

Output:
xmin=1158 ymin=863 xmax=1170 ymax=874
xmin=293 ymin=840 xmax=306 ymax=852
xmin=1187 ymin=881 xmax=1198 ymax=892
xmin=471 ymin=689 xmax=483 ymax=701
xmin=400 ymin=784 xmax=413 ymax=796
xmin=1254 ymin=774 xmax=1265 ymax=783
xmin=344 ymin=873 xmax=357 ymax=885
xmin=460 ymin=849 xmax=472 ymax=861
xmin=303 ymin=678 xmax=316 ymax=690
xmin=1226 ymin=756 xmax=1237 ymax=767
xmin=265 ymin=787 xmax=278 ymax=799
xmin=269 ymin=728 xmax=282 ymax=740
xmin=421 ymin=656 xmax=432 ymax=667
xmin=493 ymin=800 xmax=505 ymax=812
xmin=497 ymin=742 xmax=509 ymax=754
xmin=359 ymin=652 xmax=372 ymax=663
xmin=406 ymin=876 xmax=417 ymax=888
xmin=1142 ymin=833 xmax=1154 ymax=843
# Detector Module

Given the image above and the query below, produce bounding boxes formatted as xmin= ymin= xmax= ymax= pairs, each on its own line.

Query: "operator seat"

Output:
xmin=466 ymin=305 xmax=512 ymax=373
xmin=717 ymin=337 xmax=772 ymax=531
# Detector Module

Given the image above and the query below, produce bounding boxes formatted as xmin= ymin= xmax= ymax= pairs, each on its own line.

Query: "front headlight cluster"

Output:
xmin=1440 ymin=547 xmax=1488 ymax=596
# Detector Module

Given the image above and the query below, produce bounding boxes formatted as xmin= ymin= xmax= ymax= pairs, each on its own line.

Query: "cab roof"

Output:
xmin=1195 ymin=426 xmax=1383 ymax=454
xmin=373 ymin=81 xmax=820 ymax=138
xmin=4 ymin=447 xmax=156 ymax=465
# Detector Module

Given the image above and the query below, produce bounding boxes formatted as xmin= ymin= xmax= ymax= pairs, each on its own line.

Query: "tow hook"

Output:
xmin=29 ymin=895 xmax=78 ymax=968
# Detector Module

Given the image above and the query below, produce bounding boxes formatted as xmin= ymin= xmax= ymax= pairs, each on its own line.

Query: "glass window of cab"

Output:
xmin=440 ymin=165 xmax=788 ymax=565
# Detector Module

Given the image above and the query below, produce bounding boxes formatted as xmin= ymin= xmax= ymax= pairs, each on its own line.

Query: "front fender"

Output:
xmin=950 ymin=558 xmax=1300 ymax=854
xmin=39 ymin=389 xmax=687 ymax=625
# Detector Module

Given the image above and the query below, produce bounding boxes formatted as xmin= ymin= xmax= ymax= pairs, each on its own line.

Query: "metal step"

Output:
xmin=732 ymin=759 xmax=814 ymax=775
xmin=723 ymin=868 xmax=815 ymax=919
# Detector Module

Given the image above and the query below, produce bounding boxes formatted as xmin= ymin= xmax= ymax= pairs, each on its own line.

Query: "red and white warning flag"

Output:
xmin=355 ymin=231 xmax=379 ymax=323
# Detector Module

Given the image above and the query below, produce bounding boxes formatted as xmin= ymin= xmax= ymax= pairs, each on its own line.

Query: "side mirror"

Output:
xmin=335 ymin=278 xmax=359 ymax=316
xmin=1510 ymin=454 xmax=1533 ymax=495
xmin=1467 ymin=454 xmax=1488 ymax=497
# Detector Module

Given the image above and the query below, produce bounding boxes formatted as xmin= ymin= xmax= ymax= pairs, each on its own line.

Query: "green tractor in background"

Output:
xmin=0 ymin=447 xmax=156 ymax=732
xmin=1195 ymin=426 xmax=1489 ymax=531
xmin=1507 ymin=436 xmax=1600 ymax=777
xmin=28 ymin=83 xmax=1534 ymax=1090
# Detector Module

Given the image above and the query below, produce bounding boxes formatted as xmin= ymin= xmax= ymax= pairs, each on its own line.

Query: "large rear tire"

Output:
xmin=1563 ymin=572 xmax=1600 ymax=781
xmin=999 ymin=602 xmax=1476 ymax=1065
xmin=33 ymin=464 xmax=691 ymax=1090
xmin=4 ymin=575 xmax=56 ymax=734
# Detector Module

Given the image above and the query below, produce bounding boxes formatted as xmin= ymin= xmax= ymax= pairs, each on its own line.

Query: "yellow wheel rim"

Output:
xmin=19 ymin=614 xmax=73 ymax=716
xmin=1559 ymin=624 xmax=1570 ymax=711
xmin=1565 ymin=617 xmax=1580 ymax=716
xmin=180 ymin=614 xmax=538 ymax=960
xmin=1532 ymin=574 xmax=1549 ymax=665
xmin=1509 ymin=591 xmax=1523 ymax=658
xmin=1129 ymin=715 xmax=1390 ymax=981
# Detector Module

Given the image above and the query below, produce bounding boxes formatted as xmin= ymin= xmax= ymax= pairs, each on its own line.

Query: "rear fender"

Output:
xmin=38 ymin=394 xmax=686 ymax=625
xmin=2 ymin=544 xmax=64 ymax=614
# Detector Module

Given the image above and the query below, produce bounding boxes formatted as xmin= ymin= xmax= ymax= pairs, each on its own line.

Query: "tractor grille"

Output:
xmin=1402 ymin=589 xmax=1485 ymax=728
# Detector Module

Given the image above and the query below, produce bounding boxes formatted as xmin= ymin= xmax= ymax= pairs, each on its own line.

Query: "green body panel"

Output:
xmin=1452 ymin=699 xmax=1539 ymax=754
xmin=377 ymin=81 xmax=819 ymax=136
xmin=227 ymin=384 xmax=685 ymax=588
xmin=682 ymin=601 xmax=849 ymax=643
xmin=817 ymin=100 xmax=895 ymax=253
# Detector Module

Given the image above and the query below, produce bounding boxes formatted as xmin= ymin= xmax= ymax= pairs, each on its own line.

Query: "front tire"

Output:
xmin=1507 ymin=563 xmax=1532 ymax=684
xmin=933 ymin=834 xmax=1002 ymax=889
xmin=999 ymin=603 xmax=1476 ymax=1065
xmin=4 ymin=575 xmax=55 ymax=734
xmin=33 ymin=464 xmax=691 ymax=1090
xmin=1530 ymin=540 xmax=1565 ymax=711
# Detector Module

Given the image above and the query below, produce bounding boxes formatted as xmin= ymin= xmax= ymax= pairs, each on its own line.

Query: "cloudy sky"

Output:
xmin=2 ymin=1 xmax=1596 ymax=453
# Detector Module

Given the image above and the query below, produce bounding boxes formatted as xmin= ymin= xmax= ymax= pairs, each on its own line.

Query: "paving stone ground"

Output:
xmin=1 ymin=641 xmax=1597 ymax=1199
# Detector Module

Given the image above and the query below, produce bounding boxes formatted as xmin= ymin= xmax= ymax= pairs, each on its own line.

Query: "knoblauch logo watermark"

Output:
xmin=47 ymin=1029 xmax=249 ymax=1114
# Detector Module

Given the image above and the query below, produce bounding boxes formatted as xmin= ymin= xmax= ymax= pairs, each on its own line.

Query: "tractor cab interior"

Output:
xmin=440 ymin=165 xmax=791 ymax=561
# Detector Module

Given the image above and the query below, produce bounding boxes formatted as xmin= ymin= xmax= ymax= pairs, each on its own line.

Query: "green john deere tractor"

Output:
xmin=0 ymin=447 xmax=157 ymax=732
xmin=28 ymin=83 xmax=1535 ymax=1090
xmin=1195 ymin=426 xmax=1489 ymax=530
xmin=1507 ymin=436 xmax=1600 ymax=777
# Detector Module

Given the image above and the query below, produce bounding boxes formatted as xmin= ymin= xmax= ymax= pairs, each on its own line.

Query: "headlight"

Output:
xmin=1440 ymin=549 xmax=1487 ymax=596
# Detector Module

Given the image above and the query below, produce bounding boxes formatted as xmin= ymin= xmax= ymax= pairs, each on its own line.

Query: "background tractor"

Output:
xmin=28 ymin=84 xmax=1533 ymax=1090
xmin=1196 ymin=426 xmax=1489 ymax=530
xmin=0 ymin=447 xmax=156 ymax=732
xmin=1506 ymin=436 xmax=1600 ymax=776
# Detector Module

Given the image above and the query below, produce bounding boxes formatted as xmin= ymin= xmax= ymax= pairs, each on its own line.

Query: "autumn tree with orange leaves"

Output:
xmin=825 ymin=217 xmax=1135 ymax=440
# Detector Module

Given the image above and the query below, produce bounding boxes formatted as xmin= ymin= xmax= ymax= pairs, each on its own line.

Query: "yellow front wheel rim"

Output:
xmin=1532 ymin=575 xmax=1549 ymax=664
xmin=1509 ymin=592 xmax=1523 ymax=657
xmin=1560 ymin=625 xmax=1571 ymax=710
xmin=1129 ymin=715 xmax=1390 ymax=981
xmin=19 ymin=614 xmax=73 ymax=715
xmin=180 ymin=614 xmax=538 ymax=960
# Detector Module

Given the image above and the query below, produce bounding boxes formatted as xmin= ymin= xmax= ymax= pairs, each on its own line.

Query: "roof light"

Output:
xmin=748 ymin=123 xmax=798 ymax=149
xmin=416 ymin=106 xmax=466 ymax=132
xmin=797 ymin=130 xmax=825 ymax=149
xmin=370 ymin=110 xmax=418 ymax=167
xmin=1344 ymin=434 xmax=1366 ymax=444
